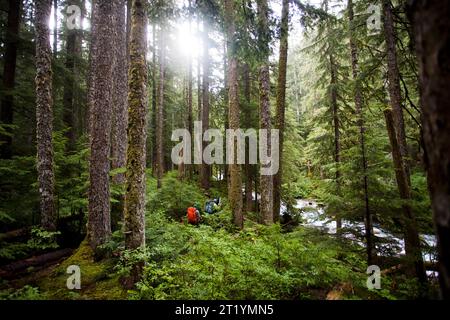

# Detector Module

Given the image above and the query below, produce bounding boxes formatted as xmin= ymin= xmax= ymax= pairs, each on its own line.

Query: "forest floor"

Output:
xmin=0 ymin=174 xmax=440 ymax=300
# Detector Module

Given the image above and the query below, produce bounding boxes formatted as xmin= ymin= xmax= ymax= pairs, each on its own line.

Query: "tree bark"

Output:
xmin=124 ymin=0 xmax=147 ymax=251
xmin=187 ymin=12 xmax=193 ymax=179
xmin=273 ymin=0 xmax=289 ymax=222
xmin=86 ymin=0 xmax=98 ymax=137
xmin=150 ymin=23 xmax=157 ymax=176
xmin=259 ymin=65 xmax=273 ymax=225
xmin=0 ymin=248 xmax=73 ymax=279
xmin=243 ymin=63 xmax=253 ymax=212
xmin=111 ymin=0 xmax=128 ymax=185
xmin=384 ymin=109 xmax=426 ymax=286
xmin=126 ymin=0 xmax=132 ymax=51
xmin=348 ymin=0 xmax=374 ymax=264
xmin=63 ymin=0 xmax=83 ymax=151
xmin=257 ymin=0 xmax=273 ymax=225
xmin=383 ymin=0 xmax=410 ymax=184
xmin=408 ymin=0 xmax=450 ymax=299
xmin=383 ymin=0 xmax=426 ymax=287
xmin=0 ymin=0 xmax=21 ymax=159
xmin=156 ymin=27 xmax=166 ymax=189
xmin=225 ymin=0 xmax=243 ymax=229
xmin=223 ymin=40 xmax=229 ymax=189
xmin=200 ymin=16 xmax=210 ymax=190
xmin=330 ymin=53 xmax=341 ymax=230
xmin=197 ymin=19 xmax=202 ymax=124
xmin=87 ymin=0 xmax=115 ymax=250
xmin=35 ymin=0 xmax=56 ymax=232
xmin=53 ymin=0 xmax=57 ymax=57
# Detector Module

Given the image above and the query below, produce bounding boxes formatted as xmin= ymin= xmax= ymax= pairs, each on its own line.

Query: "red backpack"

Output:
xmin=187 ymin=207 xmax=199 ymax=224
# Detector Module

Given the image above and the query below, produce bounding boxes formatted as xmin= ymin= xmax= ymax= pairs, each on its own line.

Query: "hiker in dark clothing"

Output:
xmin=205 ymin=197 xmax=221 ymax=214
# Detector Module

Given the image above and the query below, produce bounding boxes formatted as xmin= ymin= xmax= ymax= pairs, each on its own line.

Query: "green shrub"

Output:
xmin=131 ymin=211 xmax=369 ymax=300
xmin=147 ymin=172 xmax=206 ymax=221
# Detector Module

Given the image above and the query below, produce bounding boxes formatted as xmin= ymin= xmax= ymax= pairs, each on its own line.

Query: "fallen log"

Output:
xmin=0 ymin=248 xmax=73 ymax=279
xmin=0 ymin=228 xmax=30 ymax=242
xmin=381 ymin=262 xmax=438 ymax=275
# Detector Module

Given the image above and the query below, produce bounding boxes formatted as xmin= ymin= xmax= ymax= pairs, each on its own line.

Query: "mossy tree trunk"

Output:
xmin=384 ymin=109 xmax=426 ymax=287
xmin=382 ymin=0 xmax=426 ymax=286
xmin=257 ymin=0 xmax=273 ymax=225
xmin=87 ymin=0 xmax=115 ymax=250
xmin=35 ymin=0 xmax=56 ymax=231
xmin=383 ymin=0 xmax=411 ymax=183
xmin=243 ymin=63 xmax=253 ymax=213
xmin=273 ymin=0 xmax=289 ymax=222
xmin=156 ymin=26 xmax=166 ymax=189
xmin=409 ymin=0 xmax=450 ymax=299
xmin=111 ymin=0 xmax=128 ymax=185
xmin=225 ymin=0 xmax=243 ymax=229
xmin=124 ymin=0 xmax=147 ymax=251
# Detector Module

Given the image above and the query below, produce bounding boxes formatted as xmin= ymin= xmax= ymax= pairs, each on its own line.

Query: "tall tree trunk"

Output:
xmin=200 ymin=18 xmax=210 ymax=190
xmin=178 ymin=78 xmax=186 ymax=180
xmin=330 ymin=53 xmax=341 ymax=230
xmin=63 ymin=0 xmax=83 ymax=151
xmin=259 ymin=66 xmax=273 ymax=225
xmin=87 ymin=0 xmax=115 ymax=250
xmin=111 ymin=0 xmax=128 ymax=185
xmin=52 ymin=0 xmax=57 ymax=57
xmin=75 ymin=0 xmax=86 ymax=136
xmin=225 ymin=0 xmax=243 ymax=229
xmin=384 ymin=109 xmax=426 ymax=287
xmin=273 ymin=0 xmax=289 ymax=222
xmin=383 ymin=0 xmax=410 ymax=183
xmin=185 ymin=1 xmax=193 ymax=180
xmin=86 ymin=0 xmax=97 ymax=137
xmin=126 ymin=0 xmax=132 ymax=51
xmin=408 ymin=0 xmax=450 ymax=299
xmin=257 ymin=0 xmax=273 ymax=225
xmin=0 ymin=0 xmax=21 ymax=159
xmin=223 ymin=40 xmax=229 ymax=189
xmin=197 ymin=19 xmax=202 ymax=122
xmin=151 ymin=23 xmax=157 ymax=176
xmin=348 ymin=0 xmax=374 ymax=265
xmin=243 ymin=63 xmax=253 ymax=212
xmin=196 ymin=19 xmax=202 ymax=178
xmin=124 ymin=0 xmax=147 ymax=251
xmin=156 ymin=27 xmax=166 ymax=189
xmin=383 ymin=0 xmax=426 ymax=286
xmin=35 ymin=0 xmax=56 ymax=231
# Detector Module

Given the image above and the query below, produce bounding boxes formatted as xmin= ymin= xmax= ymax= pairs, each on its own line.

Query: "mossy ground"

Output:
xmin=0 ymin=241 xmax=127 ymax=300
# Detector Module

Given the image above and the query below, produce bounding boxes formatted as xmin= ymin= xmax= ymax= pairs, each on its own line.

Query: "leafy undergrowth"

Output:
xmin=0 ymin=175 xmax=423 ymax=300
xmin=132 ymin=215 xmax=373 ymax=300
xmin=1 ymin=215 xmax=388 ymax=300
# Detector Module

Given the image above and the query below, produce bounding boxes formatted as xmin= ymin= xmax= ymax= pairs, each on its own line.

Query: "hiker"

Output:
xmin=205 ymin=197 xmax=221 ymax=214
xmin=187 ymin=203 xmax=201 ymax=225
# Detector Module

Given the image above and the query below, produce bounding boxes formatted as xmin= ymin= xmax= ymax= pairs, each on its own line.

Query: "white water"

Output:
xmin=292 ymin=199 xmax=438 ymax=277
xmin=246 ymin=190 xmax=438 ymax=277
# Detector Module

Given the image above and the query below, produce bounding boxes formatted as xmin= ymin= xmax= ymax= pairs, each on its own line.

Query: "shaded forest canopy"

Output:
xmin=0 ymin=0 xmax=449 ymax=300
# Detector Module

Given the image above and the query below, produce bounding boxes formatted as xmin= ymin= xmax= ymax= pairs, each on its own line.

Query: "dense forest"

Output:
xmin=0 ymin=0 xmax=449 ymax=301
